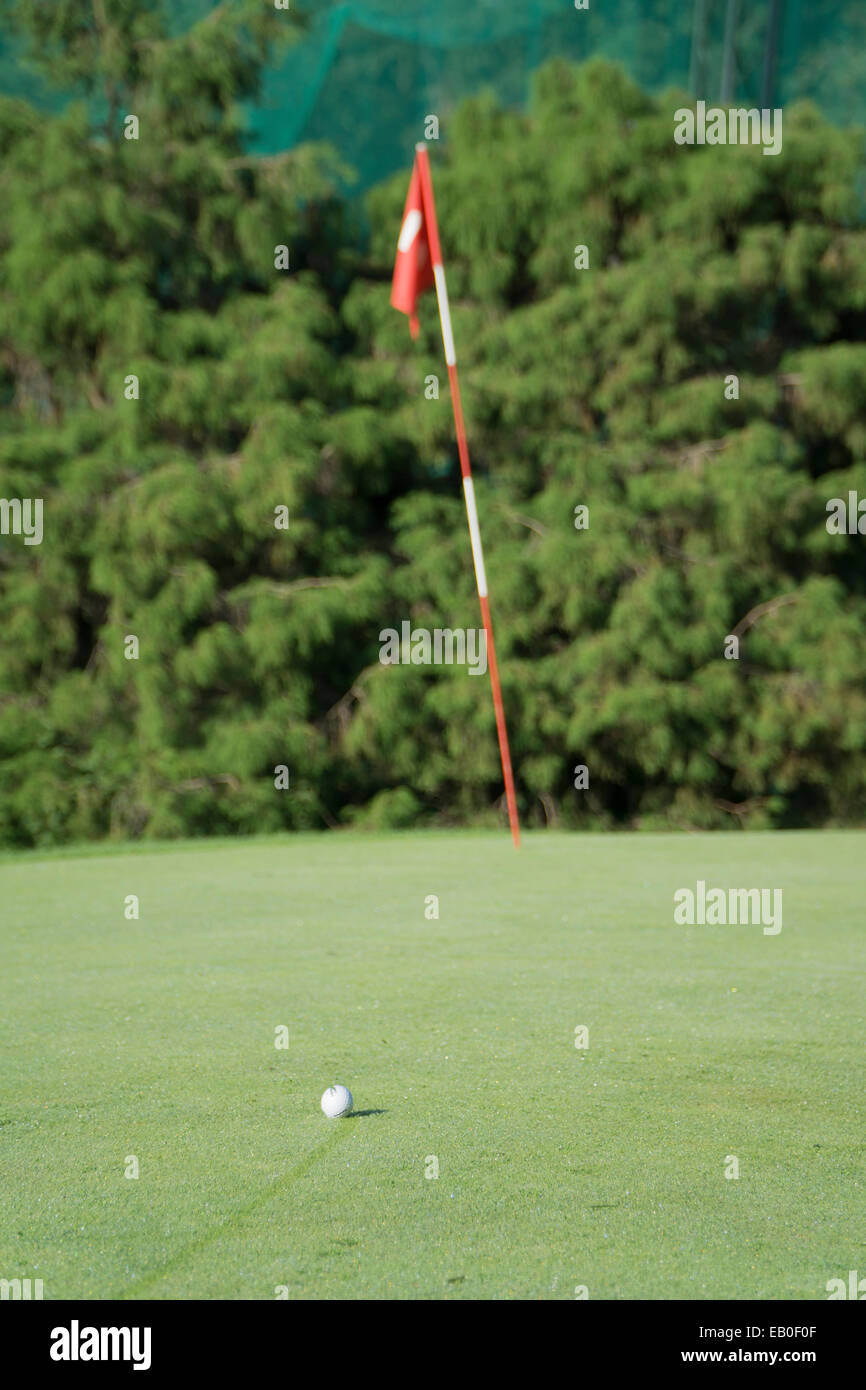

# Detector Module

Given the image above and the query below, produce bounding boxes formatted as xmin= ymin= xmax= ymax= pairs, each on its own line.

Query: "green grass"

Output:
xmin=0 ymin=829 xmax=863 ymax=1300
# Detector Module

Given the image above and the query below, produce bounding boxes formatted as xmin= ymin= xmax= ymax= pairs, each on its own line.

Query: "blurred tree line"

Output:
xmin=1 ymin=0 xmax=865 ymax=845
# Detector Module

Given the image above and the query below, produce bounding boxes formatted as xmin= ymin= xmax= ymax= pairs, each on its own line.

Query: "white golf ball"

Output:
xmin=321 ymin=1084 xmax=353 ymax=1118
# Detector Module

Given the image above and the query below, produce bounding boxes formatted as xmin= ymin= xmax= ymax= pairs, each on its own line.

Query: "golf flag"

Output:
xmin=390 ymin=144 xmax=521 ymax=848
xmin=390 ymin=157 xmax=434 ymax=338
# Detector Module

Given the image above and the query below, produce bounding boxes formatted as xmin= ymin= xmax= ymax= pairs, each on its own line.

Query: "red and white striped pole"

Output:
xmin=414 ymin=143 xmax=521 ymax=848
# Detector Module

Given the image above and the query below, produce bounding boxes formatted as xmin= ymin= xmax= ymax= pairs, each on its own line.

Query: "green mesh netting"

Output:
xmin=2 ymin=1 xmax=864 ymax=189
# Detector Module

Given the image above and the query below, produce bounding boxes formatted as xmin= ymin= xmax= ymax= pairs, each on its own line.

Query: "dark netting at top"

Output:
xmin=1 ymin=1 xmax=864 ymax=188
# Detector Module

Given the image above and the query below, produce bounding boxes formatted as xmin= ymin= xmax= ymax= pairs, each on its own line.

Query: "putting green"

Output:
xmin=0 ymin=829 xmax=861 ymax=1299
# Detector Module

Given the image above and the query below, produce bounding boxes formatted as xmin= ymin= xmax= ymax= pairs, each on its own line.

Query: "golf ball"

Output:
xmin=321 ymin=1084 xmax=353 ymax=1118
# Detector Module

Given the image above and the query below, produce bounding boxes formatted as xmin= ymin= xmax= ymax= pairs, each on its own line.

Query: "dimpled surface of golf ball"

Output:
xmin=321 ymin=1085 xmax=353 ymax=1118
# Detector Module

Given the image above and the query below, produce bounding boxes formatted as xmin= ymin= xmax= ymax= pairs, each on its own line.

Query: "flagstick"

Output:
xmin=414 ymin=143 xmax=521 ymax=848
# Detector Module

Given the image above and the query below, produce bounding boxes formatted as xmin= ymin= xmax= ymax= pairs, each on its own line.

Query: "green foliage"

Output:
xmin=1 ymin=25 xmax=866 ymax=842
xmin=0 ymin=1 xmax=356 ymax=844
xmin=353 ymin=60 xmax=866 ymax=833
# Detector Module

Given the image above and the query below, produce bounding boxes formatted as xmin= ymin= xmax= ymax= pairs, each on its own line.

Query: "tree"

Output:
xmin=2 ymin=40 xmax=866 ymax=842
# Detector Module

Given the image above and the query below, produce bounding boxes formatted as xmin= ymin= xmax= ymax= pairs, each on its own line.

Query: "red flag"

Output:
xmin=390 ymin=156 xmax=434 ymax=338
xmin=388 ymin=145 xmax=521 ymax=848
